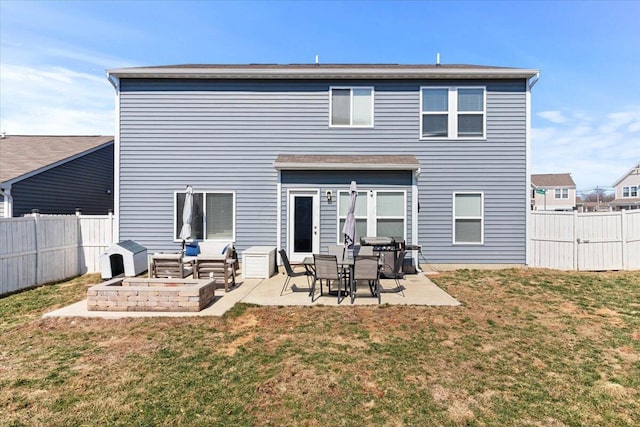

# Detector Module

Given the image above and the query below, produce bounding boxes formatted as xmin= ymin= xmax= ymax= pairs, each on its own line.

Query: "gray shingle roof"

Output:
xmin=0 ymin=135 xmax=114 ymax=183
xmin=274 ymin=155 xmax=419 ymax=170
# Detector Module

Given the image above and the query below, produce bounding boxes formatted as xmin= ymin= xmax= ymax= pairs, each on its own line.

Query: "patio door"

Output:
xmin=288 ymin=190 xmax=320 ymax=262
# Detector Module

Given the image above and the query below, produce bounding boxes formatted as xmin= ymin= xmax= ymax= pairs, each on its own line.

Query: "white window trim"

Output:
xmin=329 ymin=86 xmax=374 ymax=128
xmin=622 ymin=186 xmax=629 ymax=198
xmin=173 ymin=190 xmax=236 ymax=242
xmin=452 ymin=192 xmax=484 ymax=245
xmin=336 ymin=189 xmax=407 ymax=243
xmin=419 ymin=86 xmax=486 ymax=140
xmin=554 ymin=188 xmax=569 ymax=199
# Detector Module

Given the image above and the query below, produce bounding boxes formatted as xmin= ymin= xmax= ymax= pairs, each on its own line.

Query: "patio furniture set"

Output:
xmin=149 ymin=241 xmax=238 ymax=292
xmin=280 ymin=244 xmax=407 ymax=304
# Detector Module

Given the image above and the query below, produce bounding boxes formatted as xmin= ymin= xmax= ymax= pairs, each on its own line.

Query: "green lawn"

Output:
xmin=1 ymin=269 xmax=639 ymax=426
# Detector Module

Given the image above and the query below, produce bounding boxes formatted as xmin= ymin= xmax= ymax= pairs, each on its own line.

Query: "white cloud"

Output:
xmin=532 ymin=107 xmax=640 ymax=190
xmin=538 ymin=110 xmax=568 ymax=124
xmin=0 ymin=64 xmax=114 ymax=135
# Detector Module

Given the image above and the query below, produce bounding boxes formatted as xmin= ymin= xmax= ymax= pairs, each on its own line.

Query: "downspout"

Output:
xmin=525 ymin=71 xmax=540 ymax=266
xmin=0 ymin=185 xmax=13 ymax=218
xmin=107 ymin=72 xmax=121 ymax=241
xmin=412 ymin=168 xmax=422 ymax=272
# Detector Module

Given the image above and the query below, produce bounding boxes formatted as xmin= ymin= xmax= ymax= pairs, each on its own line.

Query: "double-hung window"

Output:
xmin=421 ymin=87 xmax=485 ymax=139
xmin=555 ymin=188 xmax=569 ymax=199
xmin=330 ymin=87 xmax=373 ymax=127
xmin=175 ymin=191 xmax=235 ymax=241
xmin=337 ymin=190 xmax=406 ymax=241
xmin=624 ymin=186 xmax=638 ymax=198
xmin=453 ymin=193 xmax=484 ymax=244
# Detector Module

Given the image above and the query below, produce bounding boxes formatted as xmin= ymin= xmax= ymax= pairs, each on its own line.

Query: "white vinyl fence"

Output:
xmin=530 ymin=210 xmax=640 ymax=271
xmin=0 ymin=214 xmax=116 ymax=295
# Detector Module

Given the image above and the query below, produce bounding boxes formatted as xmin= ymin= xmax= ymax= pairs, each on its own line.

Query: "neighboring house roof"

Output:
xmin=274 ymin=155 xmax=420 ymax=170
xmin=108 ymin=63 xmax=539 ymax=80
xmin=531 ymin=173 xmax=576 ymax=188
xmin=611 ymin=161 xmax=640 ymax=187
xmin=609 ymin=198 xmax=640 ymax=206
xmin=0 ymin=135 xmax=114 ymax=185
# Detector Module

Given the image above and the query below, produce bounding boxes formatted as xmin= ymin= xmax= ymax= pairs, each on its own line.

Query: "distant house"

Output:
xmin=609 ymin=161 xmax=640 ymax=211
xmin=531 ymin=173 xmax=576 ymax=211
xmin=0 ymin=135 xmax=114 ymax=217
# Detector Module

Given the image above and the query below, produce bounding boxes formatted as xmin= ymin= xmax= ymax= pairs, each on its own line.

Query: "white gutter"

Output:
xmin=0 ymin=186 xmax=12 ymax=218
xmin=108 ymin=66 xmax=540 ymax=81
xmin=107 ymin=72 xmax=121 ymax=241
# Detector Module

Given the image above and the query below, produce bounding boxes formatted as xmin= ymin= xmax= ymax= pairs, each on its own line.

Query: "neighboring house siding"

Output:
xmin=12 ymin=145 xmax=114 ymax=216
xmin=118 ymin=79 xmax=527 ymax=263
xmin=0 ymin=196 xmax=4 ymax=217
xmin=615 ymin=173 xmax=640 ymax=199
xmin=533 ymin=187 xmax=576 ymax=211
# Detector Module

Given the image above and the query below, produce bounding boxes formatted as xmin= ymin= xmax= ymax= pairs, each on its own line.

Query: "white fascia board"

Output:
xmin=611 ymin=161 xmax=640 ymax=187
xmin=107 ymin=67 xmax=540 ymax=80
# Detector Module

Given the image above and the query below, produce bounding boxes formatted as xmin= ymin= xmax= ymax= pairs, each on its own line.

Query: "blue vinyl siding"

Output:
xmin=118 ymin=79 xmax=527 ymax=264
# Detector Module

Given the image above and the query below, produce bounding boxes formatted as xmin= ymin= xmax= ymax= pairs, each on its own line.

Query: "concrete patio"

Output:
xmin=43 ymin=267 xmax=460 ymax=319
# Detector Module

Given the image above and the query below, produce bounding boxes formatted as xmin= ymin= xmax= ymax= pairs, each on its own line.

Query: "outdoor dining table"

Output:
xmin=302 ymin=255 xmax=379 ymax=300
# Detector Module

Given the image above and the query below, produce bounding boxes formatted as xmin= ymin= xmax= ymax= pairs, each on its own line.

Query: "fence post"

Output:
xmin=621 ymin=209 xmax=626 ymax=270
xmin=31 ymin=210 xmax=40 ymax=285
xmin=573 ymin=211 xmax=578 ymax=271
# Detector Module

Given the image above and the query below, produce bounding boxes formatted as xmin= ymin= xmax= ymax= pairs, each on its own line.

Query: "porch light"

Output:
xmin=326 ymin=190 xmax=332 ymax=202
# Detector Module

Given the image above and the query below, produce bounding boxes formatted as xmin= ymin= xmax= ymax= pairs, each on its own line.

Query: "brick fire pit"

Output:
xmin=87 ymin=277 xmax=215 ymax=312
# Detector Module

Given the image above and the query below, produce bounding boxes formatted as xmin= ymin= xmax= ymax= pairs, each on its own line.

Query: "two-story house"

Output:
xmin=610 ymin=161 xmax=640 ymax=210
xmin=107 ymin=63 xmax=539 ymax=269
xmin=531 ymin=173 xmax=576 ymax=211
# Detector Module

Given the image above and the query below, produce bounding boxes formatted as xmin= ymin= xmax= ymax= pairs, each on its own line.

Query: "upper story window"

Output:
xmin=554 ymin=188 xmax=569 ymax=199
xmin=330 ymin=87 xmax=374 ymax=127
xmin=623 ymin=186 xmax=638 ymax=198
xmin=421 ymin=87 xmax=486 ymax=139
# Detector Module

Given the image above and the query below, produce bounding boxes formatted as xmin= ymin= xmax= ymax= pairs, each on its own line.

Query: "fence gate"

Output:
xmin=530 ymin=210 xmax=640 ymax=271
xmin=575 ymin=212 xmax=624 ymax=271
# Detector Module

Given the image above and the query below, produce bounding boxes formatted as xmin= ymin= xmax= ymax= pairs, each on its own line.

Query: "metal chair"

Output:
xmin=352 ymin=255 xmax=381 ymax=304
xmin=381 ymin=250 xmax=406 ymax=295
xmin=278 ymin=249 xmax=312 ymax=295
xmin=311 ymin=254 xmax=348 ymax=303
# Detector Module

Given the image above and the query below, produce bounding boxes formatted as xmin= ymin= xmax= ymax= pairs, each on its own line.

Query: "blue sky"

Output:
xmin=1 ymin=0 xmax=639 ymax=191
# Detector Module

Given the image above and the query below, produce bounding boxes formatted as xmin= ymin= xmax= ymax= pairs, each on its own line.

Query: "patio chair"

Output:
xmin=381 ymin=250 xmax=406 ymax=295
xmin=193 ymin=256 xmax=235 ymax=292
xmin=151 ymin=253 xmax=191 ymax=278
xmin=352 ymin=255 xmax=381 ymax=304
xmin=311 ymin=254 xmax=348 ymax=303
xmin=279 ymin=249 xmax=312 ymax=295
xmin=355 ymin=245 xmax=373 ymax=256
xmin=327 ymin=244 xmax=345 ymax=259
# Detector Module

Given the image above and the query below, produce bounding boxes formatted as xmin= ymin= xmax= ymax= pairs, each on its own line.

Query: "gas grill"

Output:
xmin=360 ymin=236 xmax=403 ymax=275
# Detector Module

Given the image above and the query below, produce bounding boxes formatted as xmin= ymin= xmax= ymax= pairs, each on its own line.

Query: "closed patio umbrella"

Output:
xmin=342 ymin=181 xmax=358 ymax=249
xmin=179 ymin=185 xmax=193 ymax=253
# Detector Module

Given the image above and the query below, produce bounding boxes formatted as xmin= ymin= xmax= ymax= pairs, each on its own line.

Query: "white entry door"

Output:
xmin=288 ymin=190 xmax=320 ymax=262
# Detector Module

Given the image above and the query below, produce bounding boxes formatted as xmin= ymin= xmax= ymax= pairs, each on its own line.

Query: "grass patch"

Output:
xmin=0 ymin=269 xmax=639 ymax=425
